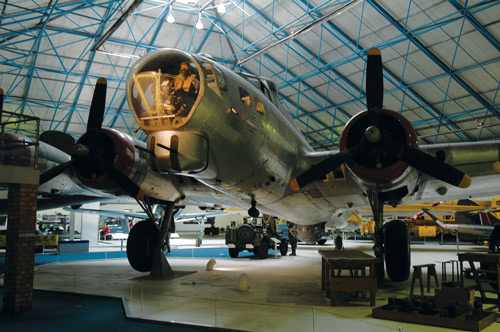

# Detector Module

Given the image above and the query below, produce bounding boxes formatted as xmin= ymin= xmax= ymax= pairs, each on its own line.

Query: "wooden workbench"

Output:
xmin=318 ymin=249 xmax=379 ymax=306
xmin=458 ymin=252 xmax=500 ymax=308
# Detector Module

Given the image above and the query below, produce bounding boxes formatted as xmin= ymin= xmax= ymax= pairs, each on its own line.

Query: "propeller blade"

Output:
xmin=388 ymin=142 xmax=471 ymax=188
xmin=39 ymin=159 xmax=78 ymax=185
xmin=40 ymin=131 xmax=75 ymax=155
xmin=366 ymin=48 xmax=383 ymax=126
xmin=290 ymin=144 xmax=365 ymax=191
xmin=39 ymin=144 xmax=89 ymax=185
xmin=105 ymin=165 xmax=144 ymax=200
xmin=86 ymin=77 xmax=107 ymax=145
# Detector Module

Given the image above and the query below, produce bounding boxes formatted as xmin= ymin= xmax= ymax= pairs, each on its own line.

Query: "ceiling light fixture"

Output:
xmin=167 ymin=5 xmax=175 ymax=23
xmin=196 ymin=13 xmax=204 ymax=29
xmin=217 ymin=0 xmax=226 ymax=14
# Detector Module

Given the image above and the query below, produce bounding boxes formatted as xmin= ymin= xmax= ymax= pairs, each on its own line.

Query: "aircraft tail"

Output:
xmin=485 ymin=211 xmax=500 ymax=226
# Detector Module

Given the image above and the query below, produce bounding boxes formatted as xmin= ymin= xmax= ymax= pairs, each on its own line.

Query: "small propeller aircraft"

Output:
xmin=422 ymin=208 xmax=500 ymax=253
xmin=3 ymin=47 xmax=500 ymax=283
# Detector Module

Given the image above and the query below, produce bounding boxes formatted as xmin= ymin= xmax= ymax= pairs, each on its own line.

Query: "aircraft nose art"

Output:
xmin=126 ymin=49 xmax=203 ymax=132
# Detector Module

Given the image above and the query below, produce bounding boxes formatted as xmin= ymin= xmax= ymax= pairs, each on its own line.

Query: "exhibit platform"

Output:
xmin=1 ymin=236 xmax=500 ymax=331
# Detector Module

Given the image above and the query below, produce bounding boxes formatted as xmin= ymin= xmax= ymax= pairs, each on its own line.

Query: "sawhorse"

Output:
xmin=410 ymin=263 xmax=439 ymax=296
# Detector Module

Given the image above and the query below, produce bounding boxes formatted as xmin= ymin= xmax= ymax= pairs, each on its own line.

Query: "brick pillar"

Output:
xmin=3 ymin=183 xmax=38 ymax=313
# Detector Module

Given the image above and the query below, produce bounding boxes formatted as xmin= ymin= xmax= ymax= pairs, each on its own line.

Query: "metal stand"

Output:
xmin=368 ymin=191 xmax=385 ymax=288
xmin=149 ymin=201 xmax=175 ymax=279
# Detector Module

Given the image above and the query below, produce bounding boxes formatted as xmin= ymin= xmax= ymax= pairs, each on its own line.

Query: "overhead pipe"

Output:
xmin=91 ymin=0 xmax=144 ymax=52
xmin=238 ymin=0 xmax=361 ymax=65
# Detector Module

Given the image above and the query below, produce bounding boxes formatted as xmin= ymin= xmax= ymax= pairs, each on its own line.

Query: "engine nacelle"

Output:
xmin=0 ymin=132 xmax=37 ymax=167
xmin=72 ymin=128 xmax=180 ymax=201
xmin=73 ymin=128 xmax=139 ymax=193
xmin=339 ymin=109 xmax=419 ymax=203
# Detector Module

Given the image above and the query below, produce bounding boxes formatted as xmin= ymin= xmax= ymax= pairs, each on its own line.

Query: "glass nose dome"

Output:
xmin=127 ymin=50 xmax=202 ymax=131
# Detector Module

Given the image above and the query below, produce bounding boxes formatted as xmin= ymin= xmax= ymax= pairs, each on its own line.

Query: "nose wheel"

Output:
xmin=126 ymin=219 xmax=160 ymax=272
xmin=127 ymin=200 xmax=176 ymax=279
xmin=334 ymin=234 xmax=343 ymax=250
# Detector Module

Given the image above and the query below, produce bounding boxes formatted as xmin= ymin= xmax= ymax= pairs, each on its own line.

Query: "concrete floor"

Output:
xmin=31 ymin=236 xmax=500 ymax=332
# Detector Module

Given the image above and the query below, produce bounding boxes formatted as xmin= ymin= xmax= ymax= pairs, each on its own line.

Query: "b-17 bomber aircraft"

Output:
xmin=3 ymin=48 xmax=500 ymax=283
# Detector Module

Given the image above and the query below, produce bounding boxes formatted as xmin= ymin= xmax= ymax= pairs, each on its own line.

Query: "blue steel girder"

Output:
xmin=367 ymin=0 xmax=500 ymax=121
xmin=0 ymin=1 xmax=119 ymax=44
xmin=227 ymin=0 xmax=337 ymax=61
xmin=60 ymin=1 xmax=123 ymax=133
xmin=229 ymin=1 xmax=362 ymax=114
xmin=0 ymin=0 xmax=130 ymax=136
xmin=15 ymin=0 xmax=59 ymax=131
xmin=294 ymin=0 xmax=471 ymax=143
xmin=447 ymin=0 xmax=500 ymax=53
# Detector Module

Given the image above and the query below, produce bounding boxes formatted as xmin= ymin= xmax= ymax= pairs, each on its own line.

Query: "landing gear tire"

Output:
xmin=280 ymin=240 xmax=288 ymax=256
xmin=334 ymin=236 xmax=343 ymax=250
xmin=229 ymin=248 xmax=239 ymax=258
xmin=384 ymin=219 xmax=411 ymax=282
xmin=317 ymin=239 xmax=327 ymax=245
xmin=127 ymin=220 xmax=160 ymax=272
xmin=257 ymin=240 xmax=269 ymax=259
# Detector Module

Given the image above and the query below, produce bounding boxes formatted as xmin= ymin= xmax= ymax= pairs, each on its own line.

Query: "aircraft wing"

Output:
xmin=63 ymin=207 xmax=231 ymax=223
xmin=175 ymin=210 xmax=231 ymax=221
xmin=0 ymin=195 xmax=116 ymax=217
xmin=63 ymin=207 xmax=148 ymax=219
xmin=362 ymin=202 xmax=500 ymax=218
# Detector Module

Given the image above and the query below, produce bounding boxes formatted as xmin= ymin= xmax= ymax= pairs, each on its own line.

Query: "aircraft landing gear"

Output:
xmin=367 ymin=191 xmax=411 ymax=286
xmin=126 ymin=219 xmax=160 ymax=272
xmin=368 ymin=191 xmax=385 ymax=288
xmin=149 ymin=201 xmax=175 ymax=279
xmin=127 ymin=200 xmax=176 ymax=279
xmin=384 ymin=219 xmax=410 ymax=282
xmin=334 ymin=234 xmax=343 ymax=250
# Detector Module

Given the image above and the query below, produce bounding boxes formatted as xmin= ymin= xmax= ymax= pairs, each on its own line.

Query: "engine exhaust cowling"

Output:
xmin=339 ymin=109 xmax=419 ymax=196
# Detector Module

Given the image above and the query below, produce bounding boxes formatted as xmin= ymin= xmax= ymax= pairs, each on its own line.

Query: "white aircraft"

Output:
xmin=63 ymin=206 xmax=230 ymax=247
xmin=3 ymin=48 xmax=500 ymax=283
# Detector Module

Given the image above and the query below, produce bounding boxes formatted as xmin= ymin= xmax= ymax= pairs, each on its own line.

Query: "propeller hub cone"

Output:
xmin=73 ymin=144 xmax=89 ymax=158
xmin=365 ymin=126 xmax=381 ymax=143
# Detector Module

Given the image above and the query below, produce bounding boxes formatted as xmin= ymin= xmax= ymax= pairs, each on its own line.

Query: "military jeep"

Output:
xmin=225 ymin=216 xmax=288 ymax=258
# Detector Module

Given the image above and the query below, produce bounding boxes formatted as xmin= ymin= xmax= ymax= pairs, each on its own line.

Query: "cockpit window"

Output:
xmin=129 ymin=60 xmax=201 ymax=131
xmin=213 ymin=66 xmax=226 ymax=91
xmin=239 ymin=88 xmax=251 ymax=107
xmin=255 ymin=98 xmax=265 ymax=115
xmin=202 ymin=62 xmax=217 ymax=87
